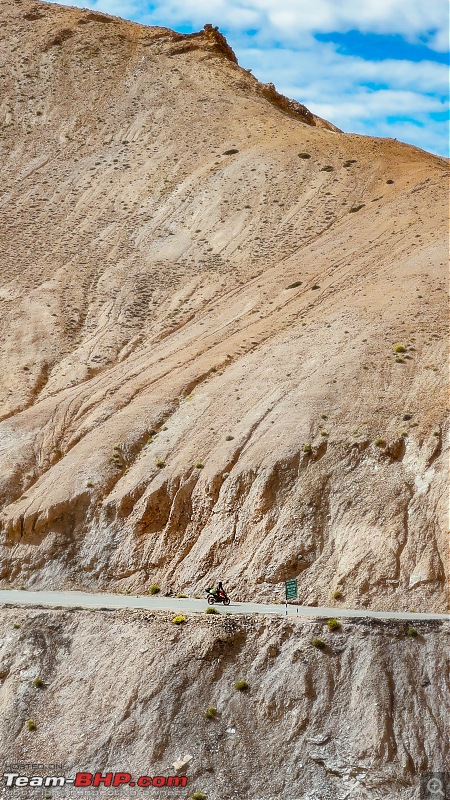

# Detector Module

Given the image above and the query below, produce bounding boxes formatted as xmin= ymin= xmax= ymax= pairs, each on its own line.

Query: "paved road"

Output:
xmin=0 ymin=589 xmax=448 ymax=621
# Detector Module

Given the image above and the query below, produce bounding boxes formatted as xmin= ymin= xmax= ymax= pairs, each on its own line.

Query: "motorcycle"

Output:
xmin=206 ymin=588 xmax=230 ymax=606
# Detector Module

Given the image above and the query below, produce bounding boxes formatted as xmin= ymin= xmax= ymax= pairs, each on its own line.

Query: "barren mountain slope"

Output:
xmin=0 ymin=0 xmax=448 ymax=610
xmin=0 ymin=607 xmax=448 ymax=800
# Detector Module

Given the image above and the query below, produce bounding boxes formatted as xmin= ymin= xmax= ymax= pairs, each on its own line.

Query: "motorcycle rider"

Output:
xmin=216 ymin=581 xmax=226 ymax=599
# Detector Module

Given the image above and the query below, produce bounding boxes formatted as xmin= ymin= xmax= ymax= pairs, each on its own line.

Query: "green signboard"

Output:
xmin=285 ymin=579 xmax=298 ymax=601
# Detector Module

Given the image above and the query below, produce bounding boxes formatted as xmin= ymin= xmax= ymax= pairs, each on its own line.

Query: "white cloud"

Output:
xmin=138 ymin=0 xmax=449 ymax=49
xmin=64 ymin=0 xmax=448 ymax=48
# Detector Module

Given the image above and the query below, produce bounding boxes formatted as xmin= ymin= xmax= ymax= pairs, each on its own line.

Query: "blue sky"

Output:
xmin=53 ymin=0 xmax=449 ymax=156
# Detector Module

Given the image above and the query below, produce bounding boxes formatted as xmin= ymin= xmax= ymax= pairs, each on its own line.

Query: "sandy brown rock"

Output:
xmin=0 ymin=0 xmax=448 ymax=611
xmin=0 ymin=607 xmax=448 ymax=799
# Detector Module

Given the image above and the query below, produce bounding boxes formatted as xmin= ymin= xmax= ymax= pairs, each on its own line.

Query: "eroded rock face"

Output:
xmin=0 ymin=0 xmax=448 ymax=610
xmin=0 ymin=608 xmax=448 ymax=800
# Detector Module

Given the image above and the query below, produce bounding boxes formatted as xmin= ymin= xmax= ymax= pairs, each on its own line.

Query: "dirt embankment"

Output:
xmin=0 ymin=607 xmax=448 ymax=799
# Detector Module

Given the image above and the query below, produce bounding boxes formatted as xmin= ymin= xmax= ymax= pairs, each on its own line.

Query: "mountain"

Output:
xmin=0 ymin=0 xmax=448 ymax=612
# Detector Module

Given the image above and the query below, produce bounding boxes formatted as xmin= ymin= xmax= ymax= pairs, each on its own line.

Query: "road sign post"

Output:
xmin=284 ymin=579 xmax=298 ymax=614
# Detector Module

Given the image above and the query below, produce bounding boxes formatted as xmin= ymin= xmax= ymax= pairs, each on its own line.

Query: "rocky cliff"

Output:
xmin=0 ymin=607 xmax=448 ymax=799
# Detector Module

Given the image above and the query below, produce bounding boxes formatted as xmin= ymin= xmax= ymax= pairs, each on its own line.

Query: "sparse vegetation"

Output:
xmin=148 ymin=584 xmax=160 ymax=596
xmin=111 ymin=447 xmax=123 ymax=469
xmin=235 ymin=679 xmax=250 ymax=692
xmin=172 ymin=615 xmax=186 ymax=625
xmin=311 ymin=638 xmax=326 ymax=649
xmin=326 ymin=618 xmax=341 ymax=631
xmin=205 ymin=705 xmax=217 ymax=719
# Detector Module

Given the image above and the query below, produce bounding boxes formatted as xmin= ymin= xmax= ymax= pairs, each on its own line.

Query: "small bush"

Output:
xmin=303 ymin=443 xmax=312 ymax=454
xmin=205 ymin=606 xmax=219 ymax=614
xmin=320 ymin=429 xmax=329 ymax=437
xmin=225 ymin=435 xmax=234 ymax=441
xmin=311 ymin=638 xmax=326 ymax=649
xmin=320 ymin=413 xmax=328 ymax=420
xmin=235 ymin=679 xmax=250 ymax=692
xmin=406 ymin=626 xmax=418 ymax=637
xmin=349 ymin=205 xmax=365 ymax=213
xmin=191 ymin=792 xmax=207 ymax=800
xmin=172 ymin=615 xmax=186 ymax=625
xmin=326 ymin=618 xmax=341 ymax=631
xmin=286 ymin=281 xmax=302 ymax=289
xmin=223 ymin=148 xmax=239 ymax=155
xmin=374 ymin=437 xmax=386 ymax=447
xmin=386 ymin=179 xmax=394 ymax=184
xmin=393 ymin=344 xmax=406 ymax=353
xmin=195 ymin=462 xmax=204 ymax=469
xmin=205 ymin=705 xmax=217 ymax=719
xmin=321 ymin=165 xmax=334 ymax=171
xmin=176 ymin=593 xmax=187 ymax=598
xmin=155 ymin=458 xmax=165 ymax=468
xmin=311 ymin=284 xmax=320 ymax=290
xmin=86 ymin=481 xmax=94 ymax=488
xmin=332 ymin=589 xmax=343 ymax=600
xmin=298 ymin=152 xmax=311 ymax=159
xmin=13 ymin=623 xmax=21 ymax=629
xmin=148 ymin=584 xmax=160 ymax=596
xmin=26 ymin=719 xmax=37 ymax=731
xmin=33 ymin=677 xmax=44 ymax=688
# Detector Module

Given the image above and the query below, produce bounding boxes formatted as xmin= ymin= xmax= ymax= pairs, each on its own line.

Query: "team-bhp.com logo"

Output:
xmin=2 ymin=772 xmax=188 ymax=789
